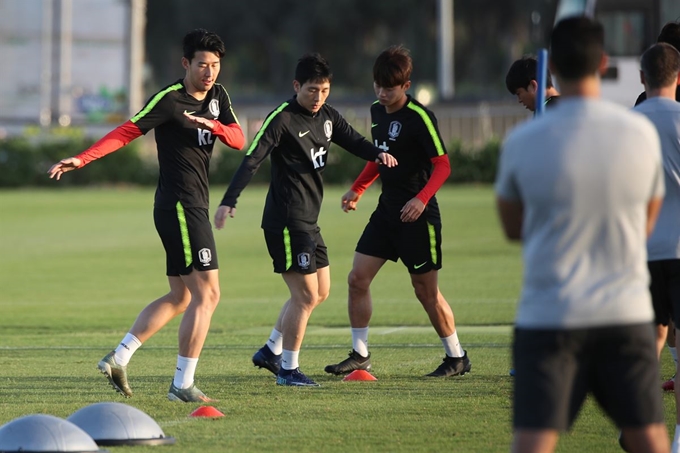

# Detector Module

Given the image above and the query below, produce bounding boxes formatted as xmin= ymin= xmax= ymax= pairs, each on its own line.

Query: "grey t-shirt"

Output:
xmin=495 ymin=98 xmax=663 ymax=329
xmin=634 ymin=97 xmax=680 ymax=261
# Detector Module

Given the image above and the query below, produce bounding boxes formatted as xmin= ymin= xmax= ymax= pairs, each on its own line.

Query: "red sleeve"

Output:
xmin=350 ymin=161 xmax=380 ymax=195
xmin=212 ymin=121 xmax=245 ymax=150
xmin=74 ymin=121 xmax=142 ymax=167
xmin=416 ymin=154 xmax=451 ymax=205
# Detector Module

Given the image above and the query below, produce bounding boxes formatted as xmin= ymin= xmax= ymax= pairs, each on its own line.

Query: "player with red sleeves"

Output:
xmin=48 ymin=29 xmax=244 ymax=402
xmin=325 ymin=45 xmax=471 ymax=378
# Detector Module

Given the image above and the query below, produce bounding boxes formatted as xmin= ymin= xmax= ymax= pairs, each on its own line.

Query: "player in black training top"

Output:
xmin=322 ymin=45 xmax=471 ymax=378
xmin=48 ymin=29 xmax=245 ymax=402
xmin=214 ymin=53 xmax=397 ymax=387
xmin=505 ymin=55 xmax=560 ymax=113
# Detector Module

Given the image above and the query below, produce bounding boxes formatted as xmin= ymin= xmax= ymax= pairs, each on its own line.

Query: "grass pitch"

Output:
xmin=0 ymin=185 xmax=675 ymax=452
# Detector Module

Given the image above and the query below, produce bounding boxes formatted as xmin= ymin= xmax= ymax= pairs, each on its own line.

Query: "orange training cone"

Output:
xmin=343 ymin=369 xmax=377 ymax=381
xmin=189 ymin=406 xmax=225 ymax=418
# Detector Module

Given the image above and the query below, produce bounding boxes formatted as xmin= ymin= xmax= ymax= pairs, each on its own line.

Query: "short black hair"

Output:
xmin=641 ymin=42 xmax=680 ymax=90
xmin=182 ymin=29 xmax=225 ymax=61
xmin=294 ymin=53 xmax=332 ymax=86
xmin=373 ymin=45 xmax=413 ymax=88
xmin=505 ymin=56 xmax=554 ymax=94
xmin=550 ymin=16 xmax=604 ymax=81
xmin=658 ymin=22 xmax=680 ymax=52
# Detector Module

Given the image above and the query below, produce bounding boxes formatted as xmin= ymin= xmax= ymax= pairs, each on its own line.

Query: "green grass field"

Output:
xmin=0 ymin=185 xmax=675 ymax=452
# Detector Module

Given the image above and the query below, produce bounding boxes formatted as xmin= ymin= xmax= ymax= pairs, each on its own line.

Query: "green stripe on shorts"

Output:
xmin=176 ymin=202 xmax=192 ymax=268
xmin=428 ymin=223 xmax=437 ymax=265
xmin=283 ymin=227 xmax=292 ymax=271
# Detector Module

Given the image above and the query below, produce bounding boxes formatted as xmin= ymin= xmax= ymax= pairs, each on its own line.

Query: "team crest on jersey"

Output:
xmin=388 ymin=121 xmax=402 ymax=141
xmin=209 ymin=99 xmax=220 ymax=118
xmin=297 ymin=252 xmax=311 ymax=269
xmin=324 ymin=120 xmax=333 ymax=141
xmin=198 ymin=248 xmax=212 ymax=266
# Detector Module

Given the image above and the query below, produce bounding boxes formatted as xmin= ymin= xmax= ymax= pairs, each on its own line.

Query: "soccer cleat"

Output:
xmin=662 ymin=374 xmax=675 ymax=392
xmin=97 ymin=351 xmax=133 ymax=398
xmin=324 ymin=350 xmax=372 ymax=375
xmin=276 ymin=368 xmax=320 ymax=387
xmin=167 ymin=382 xmax=214 ymax=402
xmin=252 ymin=345 xmax=282 ymax=376
xmin=426 ymin=351 xmax=472 ymax=377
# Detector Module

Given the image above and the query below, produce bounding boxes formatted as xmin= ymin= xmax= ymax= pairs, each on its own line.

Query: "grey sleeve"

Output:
xmin=494 ymin=142 xmax=520 ymax=200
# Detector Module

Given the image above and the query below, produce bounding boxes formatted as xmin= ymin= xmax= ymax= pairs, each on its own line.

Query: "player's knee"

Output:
xmin=413 ymin=283 xmax=437 ymax=306
xmin=169 ymin=289 xmax=192 ymax=311
xmin=348 ymin=269 xmax=370 ymax=294
xmin=316 ymin=289 xmax=330 ymax=305
xmin=204 ymin=285 xmax=220 ymax=308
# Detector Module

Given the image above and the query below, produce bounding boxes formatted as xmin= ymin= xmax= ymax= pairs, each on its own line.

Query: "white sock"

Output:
xmin=281 ymin=349 xmax=299 ymax=371
xmin=672 ymin=425 xmax=680 ymax=453
xmin=113 ymin=333 xmax=142 ymax=366
xmin=351 ymin=327 xmax=370 ymax=357
xmin=670 ymin=346 xmax=678 ymax=365
xmin=173 ymin=356 xmax=199 ymax=389
xmin=267 ymin=328 xmax=283 ymax=355
xmin=441 ymin=331 xmax=464 ymax=358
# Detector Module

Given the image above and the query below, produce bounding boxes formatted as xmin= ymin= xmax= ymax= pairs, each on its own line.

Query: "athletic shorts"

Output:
xmin=263 ymin=227 xmax=329 ymax=274
xmin=153 ymin=204 xmax=218 ymax=276
xmin=513 ymin=323 xmax=663 ymax=431
xmin=648 ymin=259 xmax=680 ymax=326
xmin=355 ymin=210 xmax=442 ymax=274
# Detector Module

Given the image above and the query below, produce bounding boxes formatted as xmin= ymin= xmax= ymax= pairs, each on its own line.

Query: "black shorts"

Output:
xmin=153 ymin=205 xmax=218 ymax=276
xmin=513 ymin=324 xmax=663 ymax=431
xmin=355 ymin=210 xmax=442 ymax=274
xmin=263 ymin=227 xmax=329 ymax=274
xmin=648 ymin=259 xmax=680 ymax=326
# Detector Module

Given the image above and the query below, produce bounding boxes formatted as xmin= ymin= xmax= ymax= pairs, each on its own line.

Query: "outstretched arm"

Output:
xmin=341 ymin=162 xmax=380 ymax=212
xmin=47 ymin=121 xmax=142 ymax=180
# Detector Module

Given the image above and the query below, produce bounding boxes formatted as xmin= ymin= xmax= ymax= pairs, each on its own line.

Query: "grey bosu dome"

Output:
xmin=67 ymin=402 xmax=175 ymax=446
xmin=0 ymin=414 xmax=102 ymax=452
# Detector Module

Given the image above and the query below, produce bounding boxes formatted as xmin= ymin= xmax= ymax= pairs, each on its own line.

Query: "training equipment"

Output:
xmin=97 ymin=351 xmax=132 ymax=397
xmin=252 ymin=345 xmax=282 ymax=375
xmin=189 ymin=406 xmax=225 ymax=418
xmin=168 ymin=382 xmax=214 ymax=402
xmin=68 ymin=402 xmax=175 ymax=446
xmin=343 ymin=370 xmax=378 ymax=381
xmin=324 ymin=350 xmax=372 ymax=375
xmin=662 ymin=375 xmax=675 ymax=392
xmin=276 ymin=368 xmax=320 ymax=387
xmin=0 ymin=414 xmax=100 ymax=452
xmin=426 ymin=351 xmax=472 ymax=377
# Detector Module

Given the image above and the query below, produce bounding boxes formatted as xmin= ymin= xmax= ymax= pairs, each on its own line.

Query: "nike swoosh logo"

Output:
xmin=298 ymin=131 xmax=310 ymax=137
xmin=184 ymin=110 xmax=196 ymax=115
xmin=413 ymin=262 xmax=427 ymax=269
xmin=371 ymin=123 xmax=378 ymax=128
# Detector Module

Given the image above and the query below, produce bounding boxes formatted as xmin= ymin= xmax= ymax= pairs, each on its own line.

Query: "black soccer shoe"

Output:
xmin=426 ymin=351 xmax=471 ymax=377
xmin=324 ymin=350 xmax=372 ymax=375
xmin=252 ymin=345 xmax=282 ymax=376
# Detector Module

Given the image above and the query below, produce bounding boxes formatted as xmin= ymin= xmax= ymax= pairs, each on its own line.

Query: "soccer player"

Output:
xmin=214 ymin=53 xmax=397 ymax=387
xmin=634 ymin=42 xmax=680 ymax=452
xmin=48 ymin=29 xmax=245 ymax=402
xmin=324 ymin=45 xmax=470 ymax=378
xmin=495 ymin=17 xmax=668 ymax=452
xmin=633 ymin=22 xmax=680 ymax=393
xmin=635 ymin=22 xmax=680 ymax=106
xmin=505 ymin=55 xmax=560 ymax=112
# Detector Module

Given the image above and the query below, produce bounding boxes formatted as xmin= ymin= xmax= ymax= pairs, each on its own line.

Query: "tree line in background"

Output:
xmin=0 ymin=136 xmax=499 ymax=188
xmin=144 ymin=0 xmax=557 ymax=103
